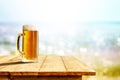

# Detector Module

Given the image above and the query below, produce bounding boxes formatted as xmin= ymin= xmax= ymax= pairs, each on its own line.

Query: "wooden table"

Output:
xmin=0 ymin=55 xmax=95 ymax=80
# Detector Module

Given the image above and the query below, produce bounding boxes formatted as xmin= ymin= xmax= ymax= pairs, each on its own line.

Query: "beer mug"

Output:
xmin=17 ymin=25 xmax=39 ymax=62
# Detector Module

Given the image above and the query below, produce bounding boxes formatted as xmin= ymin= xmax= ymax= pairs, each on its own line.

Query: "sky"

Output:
xmin=0 ymin=0 xmax=120 ymax=23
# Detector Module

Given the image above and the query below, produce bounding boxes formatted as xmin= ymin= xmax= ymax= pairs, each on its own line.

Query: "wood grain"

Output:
xmin=11 ymin=76 xmax=82 ymax=80
xmin=62 ymin=56 xmax=96 ymax=75
xmin=0 ymin=56 xmax=46 ymax=76
xmin=0 ymin=55 xmax=19 ymax=64
xmin=0 ymin=76 xmax=10 ymax=80
xmin=0 ymin=55 xmax=19 ymax=76
xmin=40 ymin=56 xmax=66 ymax=72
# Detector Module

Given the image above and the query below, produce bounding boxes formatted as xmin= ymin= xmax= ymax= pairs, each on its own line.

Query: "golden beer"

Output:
xmin=17 ymin=25 xmax=39 ymax=62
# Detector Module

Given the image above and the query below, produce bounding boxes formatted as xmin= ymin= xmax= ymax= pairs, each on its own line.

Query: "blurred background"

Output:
xmin=0 ymin=0 xmax=120 ymax=80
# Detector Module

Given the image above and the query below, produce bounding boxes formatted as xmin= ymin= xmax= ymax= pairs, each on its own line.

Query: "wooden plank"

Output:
xmin=40 ymin=56 xmax=66 ymax=72
xmin=0 ymin=76 xmax=10 ymax=80
xmin=0 ymin=56 xmax=8 ymax=59
xmin=0 ymin=55 xmax=19 ymax=64
xmin=0 ymin=55 xmax=95 ymax=80
xmin=0 ymin=55 xmax=19 ymax=76
xmin=0 ymin=56 xmax=46 ymax=76
xmin=62 ymin=56 xmax=96 ymax=76
xmin=0 ymin=55 xmax=17 ymax=79
xmin=12 ymin=76 xmax=82 ymax=80
xmin=39 ymin=56 xmax=66 ymax=76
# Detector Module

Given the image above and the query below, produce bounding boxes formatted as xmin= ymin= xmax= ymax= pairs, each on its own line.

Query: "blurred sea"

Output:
xmin=0 ymin=23 xmax=19 ymax=55
xmin=0 ymin=22 xmax=120 ymax=56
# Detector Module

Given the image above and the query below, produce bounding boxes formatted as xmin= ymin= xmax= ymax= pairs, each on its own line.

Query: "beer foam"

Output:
xmin=23 ymin=25 xmax=38 ymax=31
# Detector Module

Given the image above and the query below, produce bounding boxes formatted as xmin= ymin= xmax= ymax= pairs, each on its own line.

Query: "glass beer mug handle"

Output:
xmin=17 ymin=33 xmax=24 ymax=55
